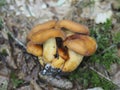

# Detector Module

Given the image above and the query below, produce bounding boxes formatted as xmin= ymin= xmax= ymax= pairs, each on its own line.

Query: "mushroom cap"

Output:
xmin=56 ymin=20 xmax=90 ymax=35
xmin=64 ymin=34 xmax=97 ymax=56
xmin=29 ymin=29 xmax=65 ymax=44
xmin=26 ymin=41 xmax=43 ymax=56
xmin=27 ymin=20 xmax=57 ymax=39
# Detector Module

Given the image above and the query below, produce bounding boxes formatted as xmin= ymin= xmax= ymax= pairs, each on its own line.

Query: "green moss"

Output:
xmin=1 ymin=49 xmax=8 ymax=56
xmin=113 ymin=31 xmax=120 ymax=44
xmin=0 ymin=18 xmax=3 ymax=29
xmin=69 ymin=19 xmax=120 ymax=89
xmin=10 ymin=72 xmax=24 ymax=88
xmin=90 ymin=19 xmax=120 ymax=69
xmin=0 ymin=0 xmax=6 ymax=6
xmin=69 ymin=68 xmax=116 ymax=90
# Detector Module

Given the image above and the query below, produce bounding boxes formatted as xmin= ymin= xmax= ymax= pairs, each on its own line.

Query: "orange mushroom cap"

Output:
xmin=29 ymin=29 xmax=65 ymax=44
xmin=27 ymin=20 xmax=57 ymax=39
xmin=56 ymin=20 xmax=90 ymax=35
xmin=63 ymin=34 xmax=97 ymax=56
xmin=26 ymin=41 xmax=43 ymax=56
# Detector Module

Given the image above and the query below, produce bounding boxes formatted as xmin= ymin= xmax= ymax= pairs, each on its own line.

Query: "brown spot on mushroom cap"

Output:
xmin=56 ymin=37 xmax=69 ymax=60
xmin=64 ymin=34 xmax=97 ymax=56
xmin=26 ymin=41 xmax=43 ymax=56
xmin=56 ymin=20 xmax=90 ymax=35
xmin=27 ymin=20 xmax=57 ymax=39
xmin=29 ymin=29 xmax=65 ymax=44
xmin=58 ymin=47 xmax=69 ymax=60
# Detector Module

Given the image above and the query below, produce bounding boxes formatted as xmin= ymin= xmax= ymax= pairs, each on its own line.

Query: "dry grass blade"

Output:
xmin=89 ymin=66 xmax=120 ymax=88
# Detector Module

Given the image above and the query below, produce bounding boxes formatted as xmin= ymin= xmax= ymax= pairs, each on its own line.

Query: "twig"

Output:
xmin=2 ymin=18 xmax=26 ymax=49
xmin=89 ymin=66 xmax=120 ymax=88
xmin=100 ymin=44 xmax=116 ymax=54
xmin=10 ymin=32 xmax=26 ymax=49
xmin=25 ymin=4 xmax=33 ymax=17
xmin=39 ymin=72 xmax=73 ymax=89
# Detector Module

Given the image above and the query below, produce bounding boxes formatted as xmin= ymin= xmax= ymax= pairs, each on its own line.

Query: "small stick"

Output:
xmin=2 ymin=19 xmax=26 ymax=49
xmin=8 ymin=32 xmax=26 ymax=49
xmin=100 ymin=44 xmax=116 ymax=54
xmin=89 ymin=66 xmax=120 ymax=88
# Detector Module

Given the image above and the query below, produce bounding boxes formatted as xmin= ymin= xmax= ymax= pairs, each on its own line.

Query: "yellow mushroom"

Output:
xmin=64 ymin=34 xmax=97 ymax=56
xmin=51 ymin=56 xmax=65 ymax=69
xmin=26 ymin=41 xmax=43 ymax=56
xmin=29 ymin=29 xmax=65 ymax=44
xmin=62 ymin=49 xmax=83 ymax=72
xmin=43 ymin=38 xmax=57 ymax=63
xmin=56 ymin=20 xmax=90 ymax=35
xmin=27 ymin=20 xmax=57 ymax=39
xmin=26 ymin=20 xmax=97 ymax=73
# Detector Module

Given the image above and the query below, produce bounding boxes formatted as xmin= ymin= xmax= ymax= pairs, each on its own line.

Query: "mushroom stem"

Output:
xmin=51 ymin=56 xmax=65 ymax=69
xmin=43 ymin=38 xmax=57 ymax=63
xmin=62 ymin=50 xmax=83 ymax=72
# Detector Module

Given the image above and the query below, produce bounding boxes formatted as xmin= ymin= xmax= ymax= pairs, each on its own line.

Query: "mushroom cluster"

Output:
xmin=26 ymin=20 xmax=97 ymax=73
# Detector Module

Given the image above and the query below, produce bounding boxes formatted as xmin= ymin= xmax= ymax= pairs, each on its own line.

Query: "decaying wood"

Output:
xmin=39 ymin=73 xmax=73 ymax=89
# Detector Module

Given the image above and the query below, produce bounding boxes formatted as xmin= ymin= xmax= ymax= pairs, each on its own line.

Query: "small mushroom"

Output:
xmin=62 ymin=49 xmax=83 ymax=72
xmin=26 ymin=41 xmax=43 ymax=56
xmin=55 ymin=20 xmax=90 ymax=35
xmin=27 ymin=20 xmax=57 ymax=39
xmin=29 ymin=29 xmax=65 ymax=44
xmin=64 ymin=34 xmax=97 ymax=56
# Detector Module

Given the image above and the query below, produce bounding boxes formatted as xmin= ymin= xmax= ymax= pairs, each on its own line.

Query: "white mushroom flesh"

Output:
xmin=43 ymin=38 xmax=57 ymax=63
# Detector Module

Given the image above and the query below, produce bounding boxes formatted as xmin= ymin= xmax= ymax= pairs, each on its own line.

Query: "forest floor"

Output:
xmin=0 ymin=0 xmax=120 ymax=90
